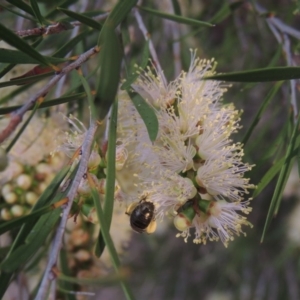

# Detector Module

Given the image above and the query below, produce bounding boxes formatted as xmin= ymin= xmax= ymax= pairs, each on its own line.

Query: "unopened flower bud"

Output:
xmin=1 ymin=208 xmax=12 ymax=220
xmin=173 ymin=201 xmax=196 ymax=231
xmin=98 ymin=178 xmax=106 ymax=194
xmin=25 ymin=191 xmax=38 ymax=205
xmin=38 ymin=182 xmax=48 ymax=193
xmin=74 ymin=249 xmax=91 ymax=262
xmin=2 ymin=184 xmax=12 ymax=196
xmin=3 ymin=192 xmax=17 ymax=204
xmin=115 ymin=146 xmax=128 ymax=171
xmin=71 ymin=228 xmax=90 ymax=246
xmin=10 ymin=162 xmax=24 ymax=178
xmin=183 ymin=178 xmax=197 ymax=199
xmin=88 ymin=151 xmax=101 ymax=171
xmin=36 ymin=163 xmax=52 ymax=176
xmin=77 ymin=173 xmax=99 ymax=196
xmin=49 ymin=153 xmax=64 ymax=169
xmin=11 ymin=205 xmax=24 ymax=217
xmin=45 ymin=173 xmax=55 ymax=184
xmin=16 ymin=174 xmax=32 ymax=190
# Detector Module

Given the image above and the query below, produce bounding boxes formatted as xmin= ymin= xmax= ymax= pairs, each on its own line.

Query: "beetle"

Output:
xmin=126 ymin=199 xmax=157 ymax=234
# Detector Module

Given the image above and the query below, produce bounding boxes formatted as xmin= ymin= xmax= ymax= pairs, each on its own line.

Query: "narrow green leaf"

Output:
xmin=268 ymin=46 xmax=283 ymax=67
xmin=0 ymin=203 xmax=60 ymax=235
xmin=0 ymin=210 xmax=61 ymax=272
xmin=209 ymin=1 xmax=243 ymax=23
xmin=0 ymin=4 xmax=36 ymax=21
xmin=5 ymin=0 xmax=34 ymax=16
xmin=29 ymin=0 xmax=45 ymax=25
xmin=0 ymin=48 xmax=67 ymax=64
xmin=259 ymin=119 xmax=288 ymax=162
xmin=95 ymin=100 xmax=117 ymax=257
xmin=242 ymin=82 xmax=283 ymax=145
xmin=91 ymin=190 xmax=135 ymax=300
xmin=58 ymin=67 xmax=99 ymax=97
xmin=0 ymin=246 xmax=10 ymax=258
xmin=73 ymin=70 xmax=97 ymax=120
xmin=0 ymin=24 xmax=53 ymax=68
xmin=129 ymin=92 xmax=159 ymax=141
xmin=205 ymin=67 xmax=300 ymax=82
xmin=96 ymin=27 xmax=122 ymax=120
xmin=138 ymin=6 xmax=213 ymax=27
xmin=253 ymin=157 xmax=285 ymax=198
xmin=0 ymin=63 xmax=15 ymax=79
xmin=121 ymin=41 xmax=149 ymax=90
xmin=0 ymin=92 xmax=86 ymax=115
xmin=57 ymin=10 xmax=107 ymax=23
xmin=171 ymin=0 xmax=182 ymax=15
xmin=45 ymin=0 xmax=77 ymax=18
xmin=261 ymin=112 xmax=300 ymax=242
xmin=0 ymin=37 xmax=42 ymax=80
xmin=105 ymin=0 xmax=137 ymax=29
xmin=53 ymin=29 xmax=92 ymax=58
xmin=0 ymin=72 xmax=53 ymax=88
xmin=57 ymin=7 xmax=102 ymax=30
xmin=59 ymin=248 xmax=76 ymax=300
xmin=0 ymin=274 xmax=12 ymax=300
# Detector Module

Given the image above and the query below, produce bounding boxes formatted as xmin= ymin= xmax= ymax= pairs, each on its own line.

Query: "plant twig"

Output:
xmin=0 ymin=46 xmax=100 ymax=145
xmin=133 ymin=7 xmax=167 ymax=85
xmin=252 ymin=1 xmax=299 ymax=122
xmin=34 ymin=120 xmax=99 ymax=300
xmin=15 ymin=13 xmax=109 ymax=37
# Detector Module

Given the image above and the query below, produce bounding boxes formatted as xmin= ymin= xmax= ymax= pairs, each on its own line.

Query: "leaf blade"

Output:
xmin=129 ymin=92 xmax=159 ymax=142
xmin=57 ymin=7 xmax=102 ymax=30
xmin=138 ymin=6 xmax=213 ymax=27
xmin=95 ymin=100 xmax=118 ymax=257
xmin=0 ymin=24 xmax=54 ymax=68
xmin=205 ymin=67 xmax=300 ymax=82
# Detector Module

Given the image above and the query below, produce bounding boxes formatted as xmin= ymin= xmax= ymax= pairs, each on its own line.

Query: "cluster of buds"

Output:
xmin=0 ymin=154 xmax=64 ymax=221
xmin=65 ymin=216 xmax=97 ymax=275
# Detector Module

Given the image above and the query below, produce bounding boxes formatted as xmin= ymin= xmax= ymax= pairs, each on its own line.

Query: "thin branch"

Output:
xmin=15 ymin=13 xmax=109 ymax=37
xmin=283 ymin=33 xmax=298 ymax=120
xmin=34 ymin=120 xmax=99 ymax=300
xmin=252 ymin=1 xmax=299 ymax=122
xmin=133 ymin=7 xmax=167 ymax=86
xmin=0 ymin=46 xmax=100 ymax=145
xmin=253 ymin=2 xmax=300 ymax=40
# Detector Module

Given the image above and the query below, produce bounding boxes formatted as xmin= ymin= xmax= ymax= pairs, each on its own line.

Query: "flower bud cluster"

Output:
xmin=0 ymin=154 xmax=65 ymax=220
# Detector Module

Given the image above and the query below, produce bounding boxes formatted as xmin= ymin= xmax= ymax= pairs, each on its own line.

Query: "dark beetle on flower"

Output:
xmin=126 ymin=199 xmax=157 ymax=234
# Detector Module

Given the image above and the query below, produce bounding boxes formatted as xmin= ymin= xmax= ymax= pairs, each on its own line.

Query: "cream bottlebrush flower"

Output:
xmin=132 ymin=63 xmax=178 ymax=108
xmin=195 ymin=149 xmax=254 ymax=201
xmin=118 ymin=50 xmax=255 ymax=246
xmin=55 ymin=114 xmax=88 ymax=158
xmin=138 ymin=169 xmax=197 ymax=220
xmin=175 ymin=198 xmax=252 ymax=247
xmin=8 ymin=116 xmax=62 ymax=166
xmin=0 ymin=116 xmax=65 ymax=185
xmin=54 ymin=114 xmax=101 ymax=171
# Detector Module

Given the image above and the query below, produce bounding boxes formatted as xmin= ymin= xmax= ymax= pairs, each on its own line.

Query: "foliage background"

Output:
xmin=1 ymin=0 xmax=300 ymax=299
